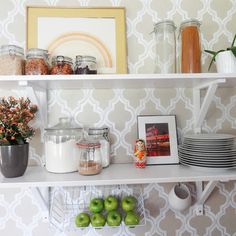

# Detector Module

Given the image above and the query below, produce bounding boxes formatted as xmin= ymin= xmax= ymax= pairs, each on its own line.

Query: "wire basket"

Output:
xmin=50 ymin=185 xmax=146 ymax=232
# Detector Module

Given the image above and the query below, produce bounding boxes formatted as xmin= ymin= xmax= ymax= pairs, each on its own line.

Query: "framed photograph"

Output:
xmin=137 ymin=115 xmax=179 ymax=165
xmin=26 ymin=7 xmax=127 ymax=74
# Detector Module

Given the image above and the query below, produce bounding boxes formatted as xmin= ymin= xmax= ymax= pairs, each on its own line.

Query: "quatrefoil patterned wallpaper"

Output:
xmin=0 ymin=0 xmax=236 ymax=235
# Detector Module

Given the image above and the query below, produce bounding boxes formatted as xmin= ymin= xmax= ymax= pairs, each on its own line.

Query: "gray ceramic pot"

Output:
xmin=0 ymin=143 xmax=29 ymax=178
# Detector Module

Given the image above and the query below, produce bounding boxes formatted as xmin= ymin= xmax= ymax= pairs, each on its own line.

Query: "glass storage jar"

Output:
xmin=153 ymin=20 xmax=177 ymax=73
xmin=50 ymin=55 xmax=73 ymax=75
xmin=0 ymin=45 xmax=25 ymax=75
xmin=25 ymin=48 xmax=49 ymax=75
xmin=88 ymin=127 xmax=110 ymax=168
xmin=77 ymin=140 xmax=102 ymax=175
xmin=44 ymin=117 xmax=83 ymax=173
xmin=74 ymin=55 xmax=97 ymax=74
xmin=179 ymin=19 xmax=201 ymax=73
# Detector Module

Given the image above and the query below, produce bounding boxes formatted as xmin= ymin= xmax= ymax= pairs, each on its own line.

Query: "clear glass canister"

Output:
xmin=25 ymin=48 xmax=49 ymax=75
xmin=88 ymin=127 xmax=110 ymax=168
xmin=74 ymin=55 xmax=97 ymax=74
xmin=50 ymin=55 xmax=73 ymax=75
xmin=77 ymin=140 xmax=102 ymax=175
xmin=179 ymin=19 xmax=201 ymax=73
xmin=153 ymin=20 xmax=177 ymax=73
xmin=44 ymin=117 xmax=83 ymax=173
xmin=0 ymin=45 xmax=25 ymax=75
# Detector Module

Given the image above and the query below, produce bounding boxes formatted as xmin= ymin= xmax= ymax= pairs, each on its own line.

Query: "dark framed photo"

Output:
xmin=137 ymin=115 xmax=178 ymax=165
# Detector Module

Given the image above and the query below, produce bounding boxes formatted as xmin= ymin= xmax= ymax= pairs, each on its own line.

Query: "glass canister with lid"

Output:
xmin=44 ymin=117 xmax=83 ymax=173
xmin=74 ymin=55 xmax=97 ymax=74
xmin=179 ymin=19 xmax=202 ymax=73
xmin=88 ymin=127 xmax=110 ymax=168
xmin=25 ymin=48 xmax=49 ymax=75
xmin=50 ymin=55 xmax=74 ymax=75
xmin=77 ymin=139 xmax=102 ymax=175
xmin=0 ymin=45 xmax=25 ymax=75
xmin=153 ymin=20 xmax=177 ymax=73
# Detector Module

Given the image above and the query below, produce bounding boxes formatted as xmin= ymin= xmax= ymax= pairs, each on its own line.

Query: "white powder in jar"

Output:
xmin=45 ymin=139 xmax=80 ymax=173
xmin=0 ymin=54 xmax=25 ymax=75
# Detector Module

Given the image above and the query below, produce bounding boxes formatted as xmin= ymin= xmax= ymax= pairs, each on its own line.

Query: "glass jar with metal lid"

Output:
xmin=153 ymin=20 xmax=177 ymax=73
xmin=74 ymin=55 xmax=97 ymax=74
xmin=50 ymin=55 xmax=73 ymax=75
xmin=25 ymin=48 xmax=49 ymax=75
xmin=0 ymin=45 xmax=25 ymax=75
xmin=77 ymin=139 xmax=102 ymax=175
xmin=179 ymin=19 xmax=201 ymax=73
xmin=88 ymin=127 xmax=110 ymax=168
xmin=44 ymin=117 xmax=83 ymax=173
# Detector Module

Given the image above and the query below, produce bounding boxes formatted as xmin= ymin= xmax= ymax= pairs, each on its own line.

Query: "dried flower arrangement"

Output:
xmin=0 ymin=96 xmax=38 ymax=145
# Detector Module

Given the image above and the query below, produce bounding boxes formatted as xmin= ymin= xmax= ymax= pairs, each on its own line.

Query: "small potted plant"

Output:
xmin=205 ymin=33 xmax=236 ymax=73
xmin=0 ymin=96 xmax=38 ymax=178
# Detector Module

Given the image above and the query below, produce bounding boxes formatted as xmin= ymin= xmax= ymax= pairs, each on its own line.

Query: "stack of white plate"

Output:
xmin=179 ymin=134 xmax=236 ymax=169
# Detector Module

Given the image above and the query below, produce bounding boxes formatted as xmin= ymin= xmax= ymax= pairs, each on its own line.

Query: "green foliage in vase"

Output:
xmin=0 ymin=96 xmax=38 ymax=145
xmin=205 ymin=33 xmax=236 ymax=71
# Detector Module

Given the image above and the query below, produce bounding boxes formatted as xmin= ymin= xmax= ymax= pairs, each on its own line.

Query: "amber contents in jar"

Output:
xmin=180 ymin=20 xmax=201 ymax=73
xmin=25 ymin=48 xmax=49 ymax=75
xmin=79 ymin=161 xmax=102 ymax=175
xmin=50 ymin=56 xmax=73 ymax=75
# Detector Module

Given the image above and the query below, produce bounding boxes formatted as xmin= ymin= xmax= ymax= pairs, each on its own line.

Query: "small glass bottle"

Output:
xmin=74 ymin=55 xmax=97 ymax=74
xmin=77 ymin=140 xmax=102 ymax=175
xmin=0 ymin=45 xmax=25 ymax=75
xmin=179 ymin=19 xmax=201 ymax=73
xmin=50 ymin=55 xmax=73 ymax=75
xmin=153 ymin=20 xmax=177 ymax=73
xmin=88 ymin=127 xmax=110 ymax=168
xmin=25 ymin=48 xmax=49 ymax=75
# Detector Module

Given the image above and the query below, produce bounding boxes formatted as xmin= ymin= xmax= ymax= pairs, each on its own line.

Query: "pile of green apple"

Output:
xmin=75 ymin=195 xmax=140 ymax=228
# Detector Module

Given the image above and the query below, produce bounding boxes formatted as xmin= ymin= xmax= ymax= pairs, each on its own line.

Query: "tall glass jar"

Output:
xmin=153 ymin=20 xmax=177 ymax=73
xmin=88 ymin=127 xmax=110 ymax=168
xmin=74 ymin=55 xmax=97 ymax=74
xmin=179 ymin=19 xmax=201 ymax=73
xmin=0 ymin=45 xmax=25 ymax=75
xmin=50 ymin=55 xmax=73 ymax=75
xmin=25 ymin=48 xmax=49 ymax=75
xmin=77 ymin=140 xmax=102 ymax=175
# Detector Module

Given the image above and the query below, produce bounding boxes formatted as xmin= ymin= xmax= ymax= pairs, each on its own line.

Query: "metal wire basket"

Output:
xmin=50 ymin=185 xmax=146 ymax=232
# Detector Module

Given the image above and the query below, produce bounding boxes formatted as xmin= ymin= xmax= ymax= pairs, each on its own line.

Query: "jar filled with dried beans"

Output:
xmin=50 ymin=55 xmax=73 ymax=75
xmin=74 ymin=55 xmax=97 ymax=74
xmin=25 ymin=48 xmax=49 ymax=75
xmin=179 ymin=19 xmax=201 ymax=73
xmin=0 ymin=45 xmax=25 ymax=75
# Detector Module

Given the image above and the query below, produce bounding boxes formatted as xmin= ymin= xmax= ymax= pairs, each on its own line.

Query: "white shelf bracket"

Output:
xmin=31 ymin=187 xmax=50 ymax=220
xmin=195 ymin=180 xmax=218 ymax=215
xmin=18 ymin=82 xmax=47 ymax=143
xmin=193 ymin=79 xmax=225 ymax=133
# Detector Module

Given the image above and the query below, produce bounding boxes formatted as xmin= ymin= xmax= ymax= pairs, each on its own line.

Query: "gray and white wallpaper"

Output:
xmin=0 ymin=0 xmax=236 ymax=235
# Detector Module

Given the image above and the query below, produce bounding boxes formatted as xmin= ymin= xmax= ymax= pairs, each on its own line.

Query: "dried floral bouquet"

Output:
xmin=0 ymin=96 xmax=38 ymax=145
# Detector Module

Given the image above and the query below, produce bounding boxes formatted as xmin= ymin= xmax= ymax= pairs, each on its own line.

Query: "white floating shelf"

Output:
xmin=0 ymin=73 xmax=236 ymax=89
xmin=1 ymin=164 xmax=236 ymax=188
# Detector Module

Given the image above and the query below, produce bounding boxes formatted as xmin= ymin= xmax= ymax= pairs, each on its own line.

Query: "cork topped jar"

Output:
xmin=25 ymin=48 xmax=49 ymax=75
xmin=179 ymin=19 xmax=201 ymax=73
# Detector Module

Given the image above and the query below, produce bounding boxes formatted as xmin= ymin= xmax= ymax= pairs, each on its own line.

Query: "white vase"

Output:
xmin=215 ymin=51 xmax=236 ymax=73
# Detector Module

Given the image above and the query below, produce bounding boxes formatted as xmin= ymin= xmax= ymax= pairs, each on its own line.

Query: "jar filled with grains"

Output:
xmin=74 ymin=55 xmax=97 ymax=74
xmin=0 ymin=45 xmax=25 ymax=75
xmin=25 ymin=48 xmax=49 ymax=75
xmin=50 ymin=55 xmax=73 ymax=75
xmin=179 ymin=19 xmax=202 ymax=73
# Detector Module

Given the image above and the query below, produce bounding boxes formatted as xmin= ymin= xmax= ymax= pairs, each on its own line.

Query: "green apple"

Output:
xmin=124 ymin=211 xmax=140 ymax=226
xmin=106 ymin=210 xmax=122 ymax=226
xmin=121 ymin=196 xmax=136 ymax=212
xmin=75 ymin=212 xmax=90 ymax=227
xmin=89 ymin=198 xmax=104 ymax=213
xmin=90 ymin=213 xmax=106 ymax=227
xmin=104 ymin=195 xmax=118 ymax=212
